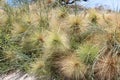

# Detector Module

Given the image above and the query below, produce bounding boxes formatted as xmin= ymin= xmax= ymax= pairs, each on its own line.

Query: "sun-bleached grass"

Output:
xmin=93 ymin=55 xmax=120 ymax=80
xmin=55 ymin=54 xmax=87 ymax=80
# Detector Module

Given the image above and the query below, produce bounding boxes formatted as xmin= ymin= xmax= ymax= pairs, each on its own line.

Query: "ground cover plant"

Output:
xmin=0 ymin=0 xmax=120 ymax=80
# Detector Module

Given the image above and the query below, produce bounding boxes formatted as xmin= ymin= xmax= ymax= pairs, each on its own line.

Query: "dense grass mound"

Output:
xmin=0 ymin=0 xmax=120 ymax=80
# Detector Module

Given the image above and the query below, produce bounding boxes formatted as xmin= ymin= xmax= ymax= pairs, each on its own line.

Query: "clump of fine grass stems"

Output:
xmin=0 ymin=0 xmax=120 ymax=80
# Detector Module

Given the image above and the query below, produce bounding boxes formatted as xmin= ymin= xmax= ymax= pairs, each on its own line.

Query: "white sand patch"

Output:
xmin=0 ymin=71 xmax=36 ymax=80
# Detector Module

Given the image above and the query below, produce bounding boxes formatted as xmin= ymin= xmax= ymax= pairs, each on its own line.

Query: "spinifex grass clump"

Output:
xmin=0 ymin=8 xmax=8 ymax=26
xmin=56 ymin=54 xmax=87 ymax=80
xmin=3 ymin=50 xmax=17 ymax=61
xmin=68 ymin=14 xmax=82 ymax=34
xmin=21 ymin=28 xmax=44 ymax=54
xmin=93 ymin=34 xmax=120 ymax=80
xmin=67 ymin=14 xmax=83 ymax=49
xmin=93 ymin=54 xmax=120 ymax=80
xmin=11 ymin=22 xmax=28 ymax=35
xmin=57 ymin=7 xmax=68 ymax=18
xmin=44 ymin=31 xmax=69 ymax=53
xmin=87 ymin=9 xmax=101 ymax=24
xmin=76 ymin=44 xmax=99 ymax=65
xmin=29 ymin=59 xmax=46 ymax=75
xmin=47 ymin=51 xmax=87 ymax=80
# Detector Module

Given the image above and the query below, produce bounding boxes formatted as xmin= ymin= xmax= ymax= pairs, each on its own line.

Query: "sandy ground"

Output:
xmin=0 ymin=71 xmax=36 ymax=80
xmin=0 ymin=71 xmax=51 ymax=80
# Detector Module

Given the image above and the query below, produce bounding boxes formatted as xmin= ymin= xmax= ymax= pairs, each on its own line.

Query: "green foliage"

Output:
xmin=76 ymin=44 xmax=99 ymax=65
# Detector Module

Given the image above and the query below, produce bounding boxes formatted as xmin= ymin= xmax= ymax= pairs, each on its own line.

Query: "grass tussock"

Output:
xmin=55 ymin=54 xmax=87 ymax=80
